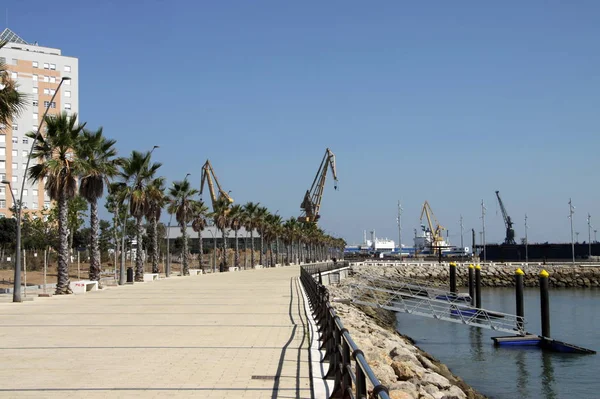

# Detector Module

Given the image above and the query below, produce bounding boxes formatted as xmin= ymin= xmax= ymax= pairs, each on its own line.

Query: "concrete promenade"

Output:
xmin=0 ymin=266 xmax=315 ymax=398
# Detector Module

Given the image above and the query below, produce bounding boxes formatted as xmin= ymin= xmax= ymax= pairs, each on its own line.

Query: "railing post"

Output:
xmin=325 ymin=318 xmax=341 ymax=380
xmin=355 ymin=355 xmax=367 ymax=399
xmin=341 ymin=336 xmax=352 ymax=398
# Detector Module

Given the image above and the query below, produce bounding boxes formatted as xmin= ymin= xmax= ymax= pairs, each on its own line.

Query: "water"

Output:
xmin=395 ymin=288 xmax=600 ymax=399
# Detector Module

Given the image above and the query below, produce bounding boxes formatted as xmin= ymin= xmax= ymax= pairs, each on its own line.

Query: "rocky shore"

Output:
xmin=349 ymin=262 xmax=600 ymax=288
xmin=327 ymin=274 xmax=486 ymax=399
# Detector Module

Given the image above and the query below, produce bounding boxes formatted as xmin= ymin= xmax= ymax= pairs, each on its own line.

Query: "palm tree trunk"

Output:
xmin=275 ymin=237 xmax=280 ymax=266
xmin=269 ymin=241 xmax=274 ymax=267
xmin=152 ymin=216 xmax=159 ymax=273
xmin=234 ymin=229 xmax=239 ymax=267
xmin=134 ymin=215 xmax=144 ymax=281
xmin=259 ymin=231 xmax=264 ymax=266
xmin=222 ymin=228 xmax=228 ymax=269
xmin=182 ymin=222 xmax=189 ymax=276
xmin=56 ymin=190 xmax=72 ymax=294
xmin=244 ymin=234 xmax=248 ymax=269
xmin=198 ymin=231 xmax=203 ymax=271
xmin=88 ymin=198 xmax=101 ymax=283
xmin=250 ymin=231 xmax=255 ymax=268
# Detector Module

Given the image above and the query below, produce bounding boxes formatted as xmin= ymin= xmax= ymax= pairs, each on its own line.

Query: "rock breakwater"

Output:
xmin=327 ymin=280 xmax=486 ymax=399
xmin=349 ymin=262 xmax=600 ymax=288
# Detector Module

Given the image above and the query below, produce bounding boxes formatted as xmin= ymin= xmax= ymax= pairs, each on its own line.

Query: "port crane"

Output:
xmin=495 ymin=190 xmax=516 ymax=245
xmin=200 ymin=160 xmax=234 ymax=210
xmin=298 ymin=148 xmax=338 ymax=224
xmin=420 ymin=201 xmax=446 ymax=254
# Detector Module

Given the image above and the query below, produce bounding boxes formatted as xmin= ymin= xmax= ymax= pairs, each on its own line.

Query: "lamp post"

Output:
xmin=166 ymin=212 xmax=173 ymax=277
xmin=119 ymin=145 xmax=159 ymax=285
xmin=569 ymin=198 xmax=575 ymax=264
xmin=8 ymin=76 xmax=71 ymax=302
xmin=525 ymin=214 xmax=528 ymax=263
xmin=481 ymin=200 xmax=487 ymax=262
xmin=587 ymin=214 xmax=592 ymax=259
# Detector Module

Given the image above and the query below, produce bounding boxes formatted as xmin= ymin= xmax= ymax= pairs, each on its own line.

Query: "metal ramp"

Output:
xmin=350 ymin=276 xmax=526 ymax=336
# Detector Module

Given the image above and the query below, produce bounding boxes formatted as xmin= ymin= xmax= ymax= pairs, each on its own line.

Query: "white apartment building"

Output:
xmin=0 ymin=28 xmax=79 ymax=217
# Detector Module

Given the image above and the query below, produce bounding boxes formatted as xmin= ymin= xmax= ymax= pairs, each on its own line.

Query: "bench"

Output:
xmin=189 ymin=269 xmax=203 ymax=276
xmin=70 ymin=280 xmax=98 ymax=294
xmin=143 ymin=273 xmax=159 ymax=282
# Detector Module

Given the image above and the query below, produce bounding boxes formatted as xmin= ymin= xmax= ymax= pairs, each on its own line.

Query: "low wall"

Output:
xmin=350 ymin=262 xmax=600 ymax=288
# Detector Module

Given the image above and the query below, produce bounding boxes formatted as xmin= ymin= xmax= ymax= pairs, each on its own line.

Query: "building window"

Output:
xmin=43 ymin=101 xmax=56 ymax=108
xmin=23 ymin=138 xmax=28 ymax=144
xmin=23 ymin=189 xmax=28 ymax=196
xmin=32 ymin=203 xmax=38 ymax=210
xmin=12 ymin=189 xmax=17 ymax=197
xmin=64 ymin=78 xmax=71 ymax=85
xmin=0 ymin=135 xmax=5 ymax=143
xmin=65 ymin=103 xmax=71 ymax=110
xmin=43 ymin=76 xmax=49 ymax=83
xmin=0 ymin=200 xmax=5 ymax=209
xmin=32 ymin=189 xmax=38 ymax=197
xmin=44 ymin=201 xmax=50 ymax=209
xmin=33 ymin=113 xmax=38 ymax=120
xmin=22 ymin=150 xmax=28 ymax=157
xmin=0 ymin=161 xmax=5 ymax=169
xmin=43 ymin=88 xmax=49 ymax=95
xmin=43 ymin=63 xmax=49 ymax=69
xmin=65 ymin=91 xmax=71 ymax=98
xmin=10 ymin=72 xmax=17 ymax=79
xmin=11 ymin=150 xmax=17 ymax=157
xmin=12 ymin=163 xmax=17 ymax=170
xmin=33 ymin=100 xmax=38 ymax=107
xmin=11 ymin=137 xmax=17 ymax=144
xmin=22 ymin=202 xmax=27 ymax=209
xmin=32 ymin=74 xmax=38 ymax=82
xmin=32 ymin=61 xmax=38 ymax=68
xmin=0 ymin=148 xmax=4 ymax=156
xmin=0 ymin=174 xmax=5 ymax=181
xmin=22 ymin=163 xmax=27 ymax=171
xmin=64 ymin=65 xmax=71 ymax=72
xmin=11 ymin=124 xmax=17 ymax=131
xmin=0 ymin=187 xmax=4 ymax=194
xmin=50 ymin=76 xmax=56 ymax=83
xmin=33 ymin=87 xmax=38 ymax=94
xmin=50 ymin=64 xmax=56 ymax=70
xmin=50 ymin=89 xmax=55 ymax=95
xmin=11 ymin=175 xmax=17 ymax=183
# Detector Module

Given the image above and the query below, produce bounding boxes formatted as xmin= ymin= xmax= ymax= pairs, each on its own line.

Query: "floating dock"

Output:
xmin=492 ymin=336 xmax=596 ymax=354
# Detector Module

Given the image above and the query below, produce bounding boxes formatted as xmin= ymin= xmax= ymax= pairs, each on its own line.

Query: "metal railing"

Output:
xmin=300 ymin=265 xmax=390 ymax=399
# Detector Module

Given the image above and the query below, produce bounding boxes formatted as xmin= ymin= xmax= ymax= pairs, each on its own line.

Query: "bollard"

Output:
xmin=475 ymin=265 xmax=482 ymax=309
xmin=515 ymin=268 xmax=525 ymax=332
xmin=449 ymin=262 xmax=457 ymax=294
xmin=540 ymin=269 xmax=550 ymax=338
xmin=468 ymin=264 xmax=475 ymax=306
xmin=126 ymin=267 xmax=134 ymax=283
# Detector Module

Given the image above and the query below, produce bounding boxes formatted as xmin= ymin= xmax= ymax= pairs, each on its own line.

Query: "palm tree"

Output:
xmin=0 ymin=42 xmax=26 ymax=128
xmin=191 ymin=200 xmax=209 ymax=271
xmin=243 ymin=202 xmax=260 ymax=268
xmin=145 ymin=177 xmax=166 ymax=274
xmin=117 ymin=150 xmax=162 ymax=281
xmin=228 ymin=205 xmax=244 ymax=268
xmin=283 ymin=218 xmax=300 ymax=265
xmin=263 ymin=213 xmax=282 ymax=267
xmin=212 ymin=197 xmax=231 ymax=271
xmin=256 ymin=206 xmax=269 ymax=266
xmin=167 ymin=179 xmax=197 ymax=276
xmin=27 ymin=112 xmax=86 ymax=294
xmin=78 ymin=128 xmax=118 ymax=284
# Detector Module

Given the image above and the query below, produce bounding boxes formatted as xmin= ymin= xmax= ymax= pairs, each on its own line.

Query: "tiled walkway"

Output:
xmin=0 ymin=266 xmax=314 ymax=398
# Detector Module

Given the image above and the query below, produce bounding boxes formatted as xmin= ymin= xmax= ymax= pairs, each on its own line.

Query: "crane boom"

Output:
xmin=495 ymin=190 xmax=516 ymax=245
xmin=299 ymin=148 xmax=338 ymax=224
xmin=200 ymin=160 xmax=234 ymax=210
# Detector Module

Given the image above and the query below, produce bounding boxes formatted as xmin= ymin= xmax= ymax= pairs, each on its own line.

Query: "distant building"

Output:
xmin=0 ymin=28 xmax=79 ymax=217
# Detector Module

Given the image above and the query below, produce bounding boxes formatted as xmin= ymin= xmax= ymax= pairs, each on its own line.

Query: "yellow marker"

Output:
xmin=515 ymin=268 xmax=524 ymax=275
xmin=540 ymin=269 xmax=549 ymax=278
xmin=476 ymin=264 xmax=481 ymax=270
xmin=468 ymin=264 xmax=474 ymax=269
xmin=450 ymin=262 xmax=456 ymax=267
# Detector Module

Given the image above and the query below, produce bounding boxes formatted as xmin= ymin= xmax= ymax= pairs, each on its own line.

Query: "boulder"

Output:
xmin=421 ymin=372 xmax=451 ymax=389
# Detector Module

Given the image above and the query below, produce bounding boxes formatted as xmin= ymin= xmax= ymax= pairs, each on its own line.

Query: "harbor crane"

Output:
xmin=200 ymin=159 xmax=234 ymax=210
xmin=420 ymin=201 xmax=446 ymax=253
xmin=299 ymin=148 xmax=338 ymax=224
xmin=495 ymin=190 xmax=516 ymax=245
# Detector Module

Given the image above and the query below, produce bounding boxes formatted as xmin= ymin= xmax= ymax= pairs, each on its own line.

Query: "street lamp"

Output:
xmin=10 ymin=77 xmax=70 ymax=302
xmin=119 ymin=145 xmax=159 ymax=285
xmin=166 ymin=212 xmax=173 ymax=277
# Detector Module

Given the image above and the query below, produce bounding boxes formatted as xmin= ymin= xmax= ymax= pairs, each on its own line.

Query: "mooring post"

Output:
xmin=515 ymin=268 xmax=525 ymax=332
xmin=468 ymin=264 xmax=475 ymax=305
xmin=475 ymin=264 xmax=482 ymax=309
xmin=540 ymin=269 xmax=551 ymax=338
xmin=449 ymin=262 xmax=457 ymax=294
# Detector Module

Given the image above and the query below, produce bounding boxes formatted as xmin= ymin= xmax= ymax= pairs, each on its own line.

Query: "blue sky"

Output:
xmin=4 ymin=1 xmax=600 ymax=245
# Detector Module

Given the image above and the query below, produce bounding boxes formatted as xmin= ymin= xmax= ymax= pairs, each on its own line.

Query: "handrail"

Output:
xmin=300 ymin=263 xmax=390 ymax=399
